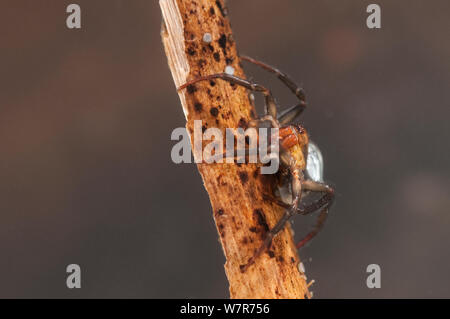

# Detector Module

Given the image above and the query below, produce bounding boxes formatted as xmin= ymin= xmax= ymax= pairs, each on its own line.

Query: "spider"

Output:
xmin=179 ymin=56 xmax=335 ymax=272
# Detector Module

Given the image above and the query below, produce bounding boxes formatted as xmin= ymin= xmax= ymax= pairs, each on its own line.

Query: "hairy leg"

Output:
xmin=179 ymin=73 xmax=278 ymax=119
xmin=241 ymin=56 xmax=307 ymax=124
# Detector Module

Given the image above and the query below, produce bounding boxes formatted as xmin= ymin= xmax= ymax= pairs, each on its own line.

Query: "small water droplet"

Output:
xmin=306 ymin=141 xmax=324 ymax=182
xmin=225 ymin=65 xmax=235 ymax=75
xmin=298 ymin=262 xmax=306 ymax=273
xmin=202 ymin=33 xmax=212 ymax=43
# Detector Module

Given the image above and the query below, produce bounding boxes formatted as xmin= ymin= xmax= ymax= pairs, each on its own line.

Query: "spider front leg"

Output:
xmin=178 ymin=73 xmax=279 ymax=121
xmin=240 ymin=163 xmax=303 ymax=272
xmin=265 ymin=180 xmax=335 ymax=249
xmin=299 ymin=181 xmax=334 ymax=214
xmin=278 ymin=103 xmax=307 ymax=126
xmin=241 ymin=56 xmax=307 ymax=125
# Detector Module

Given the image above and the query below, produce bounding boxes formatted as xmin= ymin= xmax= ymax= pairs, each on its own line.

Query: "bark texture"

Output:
xmin=160 ymin=0 xmax=310 ymax=298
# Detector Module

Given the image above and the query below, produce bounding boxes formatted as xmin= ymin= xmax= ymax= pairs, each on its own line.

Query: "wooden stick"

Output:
xmin=160 ymin=0 xmax=310 ymax=299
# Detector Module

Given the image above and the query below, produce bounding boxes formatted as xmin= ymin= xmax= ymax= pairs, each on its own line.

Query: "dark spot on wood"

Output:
xmin=259 ymin=174 xmax=275 ymax=185
xmin=248 ymin=188 xmax=257 ymax=201
xmin=253 ymin=169 xmax=259 ymax=179
xmin=216 ymin=0 xmax=227 ymax=17
xmin=217 ymin=174 xmax=227 ymax=186
xmin=239 ymin=171 xmax=249 ymax=184
xmin=226 ymin=57 xmax=234 ymax=64
xmin=218 ymin=34 xmax=227 ymax=50
xmin=215 ymin=119 xmax=219 ymax=124
xmin=275 ymin=289 xmax=280 ymax=295
xmin=249 ymin=227 xmax=258 ymax=233
xmin=210 ymin=80 xmax=216 ymax=87
xmin=217 ymin=209 xmax=224 ymax=216
xmin=291 ymin=257 xmax=296 ymax=263
xmin=187 ymin=47 xmax=196 ymax=56
xmin=194 ymin=102 xmax=203 ymax=112
xmin=198 ymin=59 xmax=206 ymax=67
xmin=218 ymin=223 xmax=225 ymax=237
xmin=267 ymin=250 xmax=275 ymax=258
xmin=213 ymin=52 xmax=221 ymax=62
xmin=207 ymin=44 xmax=214 ymax=52
xmin=277 ymin=256 xmax=285 ymax=263
xmin=238 ymin=117 xmax=247 ymax=128
xmin=254 ymin=209 xmax=269 ymax=232
xmin=202 ymin=125 xmax=207 ymax=133
xmin=209 ymin=6 xmax=215 ymax=15
xmin=187 ymin=84 xmax=197 ymax=94
xmin=242 ymin=237 xmax=248 ymax=244
xmin=221 ymin=111 xmax=229 ymax=120
xmin=210 ymin=107 xmax=219 ymax=117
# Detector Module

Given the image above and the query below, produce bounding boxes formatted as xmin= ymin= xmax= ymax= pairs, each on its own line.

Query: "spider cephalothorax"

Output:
xmin=179 ymin=56 xmax=334 ymax=272
xmin=279 ymin=125 xmax=309 ymax=170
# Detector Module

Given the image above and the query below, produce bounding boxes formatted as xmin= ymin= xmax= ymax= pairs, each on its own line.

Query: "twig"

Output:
xmin=160 ymin=0 xmax=310 ymax=298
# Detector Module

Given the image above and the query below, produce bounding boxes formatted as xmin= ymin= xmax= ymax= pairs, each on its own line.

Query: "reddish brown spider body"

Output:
xmin=179 ymin=56 xmax=335 ymax=272
xmin=279 ymin=125 xmax=309 ymax=170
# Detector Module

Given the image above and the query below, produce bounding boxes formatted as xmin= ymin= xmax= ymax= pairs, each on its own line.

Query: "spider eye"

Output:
xmin=306 ymin=141 xmax=324 ymax=182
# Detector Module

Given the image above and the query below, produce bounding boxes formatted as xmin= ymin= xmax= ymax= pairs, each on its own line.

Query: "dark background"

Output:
xmin=1 ymin=0 xmax=449 ymax=298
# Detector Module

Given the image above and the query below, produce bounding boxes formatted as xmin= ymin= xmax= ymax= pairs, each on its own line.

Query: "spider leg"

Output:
xmin=295 ymin=206 xmax=329 ymax=249
xmin=262 ymin=192 xmax=287 ymax=207
xmin=277 ymin=103 xmax=307 ymax=126
xmin=294 ymin=180 xmax=334 ymax=248
xmin=240 ymin=162 xmax=302 ymax=272
xmin=241 ymin=56 xmax=307 ymax=124
xmin=241 ymin=56 xmax=306 ymax=101
xmin=298 ymin=181 xmax=334 ymax=213
xmin=263 ymin=180 xmax=335 ymax=249
xmin=240 ymin=204 xmax=294 ymax=273
xmin=265 ymin=181 xmax=334 ymax=214
xmin=178 ymin=73 xmax=278 ymax=120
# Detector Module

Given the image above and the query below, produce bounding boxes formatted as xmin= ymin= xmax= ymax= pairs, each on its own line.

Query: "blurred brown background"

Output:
xmin=1 ymin=0 xmax=449 ymax=298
